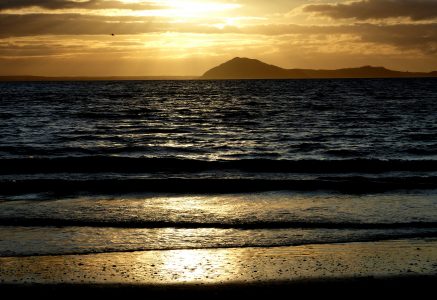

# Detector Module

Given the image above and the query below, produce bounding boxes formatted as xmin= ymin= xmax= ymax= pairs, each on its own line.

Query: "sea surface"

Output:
xmin=0 ymin=78 xmax=436 ymax=257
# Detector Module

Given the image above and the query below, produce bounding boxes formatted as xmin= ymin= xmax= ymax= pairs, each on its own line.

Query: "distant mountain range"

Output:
xmin=202 ymin=57 xmax=437 ymax=79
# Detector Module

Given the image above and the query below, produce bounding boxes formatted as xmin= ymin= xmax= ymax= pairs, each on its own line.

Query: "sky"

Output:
xmin=1 ymin=0 xmax=436 ymax=76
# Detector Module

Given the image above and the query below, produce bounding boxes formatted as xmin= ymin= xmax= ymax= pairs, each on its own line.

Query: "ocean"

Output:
xmin=0 ymin=78 xmax=436 ymax=257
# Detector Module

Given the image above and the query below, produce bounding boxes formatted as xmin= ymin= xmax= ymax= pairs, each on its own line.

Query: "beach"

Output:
xmin=1 ymin=239 xmax=436 ymax=296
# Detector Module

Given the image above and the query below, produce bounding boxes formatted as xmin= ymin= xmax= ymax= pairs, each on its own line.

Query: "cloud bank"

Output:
xmin=304 ymin=0 xmax=437 ymax=21
xmin=0 ymin=0 xmax=164 ymax=11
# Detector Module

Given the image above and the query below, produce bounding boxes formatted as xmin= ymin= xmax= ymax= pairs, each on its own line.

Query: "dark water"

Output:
xmin=0 ymin=78 xmax=436 ymax=256
xmin=1 ymin=79 xmax=437 ymax=160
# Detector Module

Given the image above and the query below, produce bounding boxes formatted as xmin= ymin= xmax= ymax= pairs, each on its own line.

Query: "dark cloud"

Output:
xmin=0 ymin=14 xmax=166 ymax=37
xmin=0 ymin=0 xmax=164 ymax=11
xmin=236 ymin=22 xmax=437 ymax=54
xmin=249 ymin=23 xmax=437 ymax=53
xmin=304 ymin=0 xmax=437 ymax=21
xmin=1 ymin=13 xmax=436 ymax=54
xmin=356 ymin=23 xmax=437 ymax=53
xmin=0 ymin=13 xmax=229 ymax=38
xmin=0 ymin=40 xmax=142 ymax=57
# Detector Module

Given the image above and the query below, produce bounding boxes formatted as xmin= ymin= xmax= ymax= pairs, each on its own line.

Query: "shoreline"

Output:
xmin=1 ymin=239 xmax=436 ymax=285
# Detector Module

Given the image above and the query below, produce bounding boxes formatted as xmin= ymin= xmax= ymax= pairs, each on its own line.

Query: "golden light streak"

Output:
xmin=128 ymin=1 xmax=241 ymax=18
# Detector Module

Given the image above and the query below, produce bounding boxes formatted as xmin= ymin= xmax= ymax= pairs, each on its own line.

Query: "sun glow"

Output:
xmin=165 ymin=0 xmax=240 ymax=13
xmin=129 ymin=0 xmax=241 ymax=18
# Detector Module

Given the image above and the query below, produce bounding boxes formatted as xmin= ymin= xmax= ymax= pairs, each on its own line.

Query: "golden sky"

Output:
xmin=1 ymin=0 xmax=436 ymax=76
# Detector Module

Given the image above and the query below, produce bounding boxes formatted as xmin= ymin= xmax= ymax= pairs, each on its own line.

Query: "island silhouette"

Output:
xmin=1 ymin=57 xmax=436 ymax=81
xmin=202 ymin=57 xmax=437 ymax=79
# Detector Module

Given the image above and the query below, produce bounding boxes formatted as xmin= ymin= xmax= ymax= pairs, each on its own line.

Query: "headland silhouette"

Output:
xmin=202 ymin=57 xmax=437 ymax=79
xmin=1 ymin=57 xmax=436 ymax=81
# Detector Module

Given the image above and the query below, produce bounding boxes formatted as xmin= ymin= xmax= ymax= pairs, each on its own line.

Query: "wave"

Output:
xmin=1 ymin=157 xmax=437 ymax=174
xmin=1 ymin=231 xmax=436 ymax=257
xmin=293 ymin=142 xmax=328 ymax=151
xmin=408 ymin=133 xmax=437 ymax=141
xmin=325 ymin=149 xmax=371 ymax=157
xmin=0 ymin=146 xmax=99 ymax=156
xmin=403 ymin=147 xmax=437 ymax=156
xmin=0 ymin=146 xmax=209 ymax=157
xmin=1 ymin=218 xmax=436 ymax=229
xmin=0 ymin=177 xmax=437 ymax=194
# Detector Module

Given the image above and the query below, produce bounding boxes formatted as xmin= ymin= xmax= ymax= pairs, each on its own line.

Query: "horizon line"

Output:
xmin=1 ymin=75 xmax=437 ymax=82
xmin=1 ymin=60 xmax=437 ymax=81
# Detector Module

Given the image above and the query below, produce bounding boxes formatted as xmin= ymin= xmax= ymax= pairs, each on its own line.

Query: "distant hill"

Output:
xmin=202 ymin=57 xmax=437 ymax=79
xmin=202 ymin=57 xmax=290 ymax=79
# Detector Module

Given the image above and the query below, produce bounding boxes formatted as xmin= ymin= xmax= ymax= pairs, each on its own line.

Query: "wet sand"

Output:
xmin=1 ymin=239 xmax=436 ymax=296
